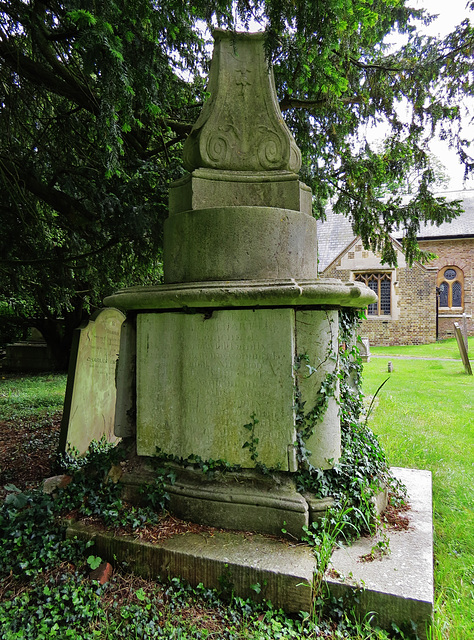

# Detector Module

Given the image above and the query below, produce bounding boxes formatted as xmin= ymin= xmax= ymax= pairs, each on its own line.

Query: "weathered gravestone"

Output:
xmin=59 ymin=308 xmax=125 ymax=454
xmin=454 ymin=321 xmax=472 ymax=375
xmin=357 ymin=336 xmax=371 ymax=362
xmin=4 ymin=328 xmax=58 ymax=372
xmin=461 ymin=313 xmax=469 ymax=351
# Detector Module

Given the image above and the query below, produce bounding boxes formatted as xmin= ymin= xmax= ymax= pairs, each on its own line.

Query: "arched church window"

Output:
xmin=437 ymin=266 xmax=464 ymax=309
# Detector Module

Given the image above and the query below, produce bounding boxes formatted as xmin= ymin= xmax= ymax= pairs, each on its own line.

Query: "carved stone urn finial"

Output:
xmin=183 ymin=29 xmax=301 ymax=173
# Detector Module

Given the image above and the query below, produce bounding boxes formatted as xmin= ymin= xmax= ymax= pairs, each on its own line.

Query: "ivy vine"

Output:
xmin=295 ymin=308 xmax=405 ymax=536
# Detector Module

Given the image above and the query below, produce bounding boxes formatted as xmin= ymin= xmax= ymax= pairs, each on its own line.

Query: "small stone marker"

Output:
xmin=59 ymin=308 xmax=125 ymax=455
xmin=357 ymin=336 xmax=371 ymax=362
xmin=454 ymin=322 xmax=472 ymax=375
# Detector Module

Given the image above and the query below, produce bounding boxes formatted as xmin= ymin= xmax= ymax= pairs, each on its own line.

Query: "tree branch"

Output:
xmin=279 ymin=96 xmax=364 ymax=112
xmin=0 ymin=157 xmax=96 ymax=229
xmin=0 ymin=239 xmax=120 ymax=267
xmin=0 ymin=38 xmax=99 ymax=115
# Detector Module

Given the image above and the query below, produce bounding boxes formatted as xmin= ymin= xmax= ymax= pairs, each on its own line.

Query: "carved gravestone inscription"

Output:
xmin=59 ymin=308 xmax=125 ymax=454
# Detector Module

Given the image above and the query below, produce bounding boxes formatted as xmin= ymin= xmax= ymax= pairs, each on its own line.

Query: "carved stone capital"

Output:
xmin=183 ymin=30 xmax=301 ymax=173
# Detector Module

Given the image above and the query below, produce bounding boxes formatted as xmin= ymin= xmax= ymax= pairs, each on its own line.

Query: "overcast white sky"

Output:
xmin=413 ymin=0 xmax=471 ymax=36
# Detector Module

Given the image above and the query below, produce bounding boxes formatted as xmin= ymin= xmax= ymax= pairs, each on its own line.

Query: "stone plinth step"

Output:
xmin=66 ymin=468 xmax=433 ymax=637
xmin=67 ymin=522 xmax=315 ymax=613
xmin=325 ymin=468 xmax=433 ymax=639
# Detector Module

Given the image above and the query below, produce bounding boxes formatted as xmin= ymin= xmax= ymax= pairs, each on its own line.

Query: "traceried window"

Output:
xmin=355 ymin=273 xmax=391 ymax=316
xmin=437 ymin=266 xmax=464 ymax=309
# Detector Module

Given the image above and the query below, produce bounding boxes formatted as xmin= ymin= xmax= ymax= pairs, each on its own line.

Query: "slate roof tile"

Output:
xmin=317 ymin=190 xmax=474 ymax=272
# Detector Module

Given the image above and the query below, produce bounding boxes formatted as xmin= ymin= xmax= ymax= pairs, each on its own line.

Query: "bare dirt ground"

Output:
xmin=0 ymin=412 xmax=61 ymax=501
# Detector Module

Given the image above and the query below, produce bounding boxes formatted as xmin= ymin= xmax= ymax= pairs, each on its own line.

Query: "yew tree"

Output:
xmin=0 ymin=0 xmax=472 ymax=366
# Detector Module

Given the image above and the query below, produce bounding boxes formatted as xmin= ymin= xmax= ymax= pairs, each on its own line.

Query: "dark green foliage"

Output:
xmin=56 ymin=438 xmax=163 ymax=529
xmin=0 ymin=438 xmax=167 ymax=582
xmin=0 ymin=574 xmax=106 ymax=639
xmin=242 ymin=413 xmax=260 ymax=464
xmin=139 ymin=466 xmax=176 ymax=511
xmin=0 ymin=1 xmax=472 ymax=363
xmin=155 ymin=447 xmax=242 ymax=477
xmin=242 ymin=413 xmax=279 ymax=476
xmin=0 ymin=485 xmax=89 ymax=578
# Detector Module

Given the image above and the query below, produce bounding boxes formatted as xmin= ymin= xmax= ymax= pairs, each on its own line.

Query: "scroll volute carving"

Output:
xmin=183 ymin=29 xmax=301 ymax=173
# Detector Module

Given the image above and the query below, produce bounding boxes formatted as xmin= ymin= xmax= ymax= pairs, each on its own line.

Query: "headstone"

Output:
xmin=357 ymin=336 xmax=371 ymax=362
xmin=3 ymin=342 xmax=57 ymax=372
xmin=4 ymin=328 xmax=57 ymax=372
xmin=454 ymin=322 xmax=472 ymax=375
xmin=59 ymin=308 xmax=125 ymax=454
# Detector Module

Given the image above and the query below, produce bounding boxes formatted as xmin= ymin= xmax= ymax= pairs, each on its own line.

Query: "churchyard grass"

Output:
xmin=362 ymin=351 xmax=474 ymax=640
xmin=369 ymin=336 xmax=474 ymax=361
xmin=0 ymin=373 xmax=67 ymax=420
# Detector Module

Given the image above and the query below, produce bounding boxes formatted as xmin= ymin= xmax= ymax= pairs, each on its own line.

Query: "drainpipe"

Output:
xmin=436 ymin=287 xmax=440 ymax=341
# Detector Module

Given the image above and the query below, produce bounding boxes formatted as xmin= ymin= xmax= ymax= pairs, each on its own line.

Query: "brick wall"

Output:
xmin=323 ymin=253 xmax=437 ymax=346
xmin=418 ymin=237 xmax=474 ymax=339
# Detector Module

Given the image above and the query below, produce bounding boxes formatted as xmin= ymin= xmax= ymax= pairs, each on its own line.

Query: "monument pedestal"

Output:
xmin=103 ymin=30 xmax=376 ymax=537
xmin=104 ymin=279 xmax=374 ymax=537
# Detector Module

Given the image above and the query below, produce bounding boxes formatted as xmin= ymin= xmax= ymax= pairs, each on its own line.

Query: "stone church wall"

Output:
xmin=322 ymin=252 xmax=437 ymax=346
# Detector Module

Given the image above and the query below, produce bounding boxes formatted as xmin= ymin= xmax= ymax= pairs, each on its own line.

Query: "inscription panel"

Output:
xmin=295 ymin=310 xmax=340 ymax=469
xmin=137 ymin=309 xmax=296 ymax=468
xmin=59 ymin=308 xmax=125 ymax=454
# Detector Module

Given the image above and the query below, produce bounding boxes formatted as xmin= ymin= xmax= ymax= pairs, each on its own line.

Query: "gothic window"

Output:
xmin=437 ymin=266 xmax=464 ymax=309
xmin=355 ymin=273 xmax=392 ymax=316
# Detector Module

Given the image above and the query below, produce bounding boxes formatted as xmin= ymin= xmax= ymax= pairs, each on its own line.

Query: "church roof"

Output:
xmin=317 ymin=190 xmax=474 ymax=272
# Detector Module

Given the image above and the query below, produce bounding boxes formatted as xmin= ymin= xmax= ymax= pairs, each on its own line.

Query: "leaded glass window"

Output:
xmin=452 ymin=281 xmax=462 ymax=307
xmin=355 ymin=273 xmax=392 ymax=316
xmin=444 ymin=269 xmax=456 ymax=280
xmin=439 ymin=282 xmax=449 ymax=308
xmin=380 ymin=277 xmax=391 ymax=315
xmin=437 ymin=266 xmax=463 ymax=309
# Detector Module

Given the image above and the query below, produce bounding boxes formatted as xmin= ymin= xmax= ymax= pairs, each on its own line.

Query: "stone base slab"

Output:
xmin=66 ymin=467 xmax=433 ymax=637
xmin=325 ymin=467 xmax=433 ymax=639
xmin=119 ymin=460 xmax=329 ymax=539
xmin=66 ymin=522 xmax=315 ymax=613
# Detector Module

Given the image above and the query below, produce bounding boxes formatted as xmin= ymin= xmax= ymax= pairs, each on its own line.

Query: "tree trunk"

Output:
xmin=33 ymin=303 xmax=88 ymax=371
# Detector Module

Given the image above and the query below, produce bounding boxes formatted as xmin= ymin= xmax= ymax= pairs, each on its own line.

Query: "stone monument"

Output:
xmin=59 ymin=308 xmax=125 ymax=454
xmin=104 ymin=30 xmax=375 ymax=537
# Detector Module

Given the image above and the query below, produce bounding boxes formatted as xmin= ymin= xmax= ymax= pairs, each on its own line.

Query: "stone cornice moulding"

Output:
xmin=104 ymin=278 xmax=377 ymax=311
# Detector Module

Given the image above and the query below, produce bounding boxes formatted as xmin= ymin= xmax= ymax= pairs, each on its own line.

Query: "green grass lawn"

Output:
xmin=370 ymin=336 xmax=474 ymax=360
xmin=362 ymin=353 xmax=474 ymax=640
xmin=0 ymin=373 xmax=67 ymax=420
